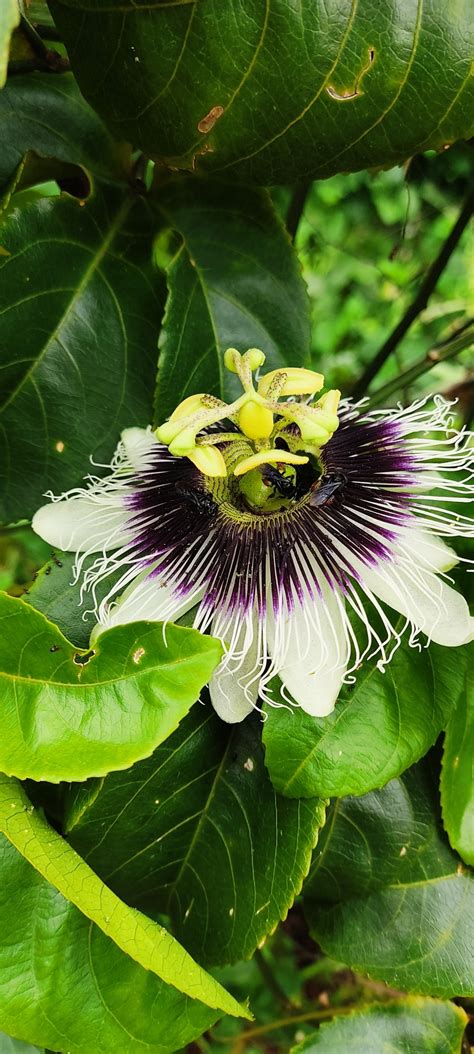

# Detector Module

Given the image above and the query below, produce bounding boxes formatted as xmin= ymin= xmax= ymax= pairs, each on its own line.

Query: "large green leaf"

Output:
xmin=441 ymin=650 xmax=474 ymax=865
xmin=64 ymin=707 xmax=326 ymax=967
xmin=303 ymin=757 xmax=474 ymax=997
xmin=291 ymin=998 xmax=467 ymax=1054
xmin=0 ymin=185 xmax=162 ymax=523
xmin=0 ymin=775 xmax=248 ymax=1020
xmin=0 ymin=592 xmax=222 ymax=781
xmin=154 ymin=177 xmax=310 ymax=422
xmin=262 ymin=643 xmax=467 ymax=799
xmin=49 ymin=0 xmax=474 ymax=185
xmin=0 ymin=0 xmax=19 ymax=88
xmin=0 ymin=835 xmax=221 ymax=1052
xmin=0 ymin=73 xmax=127 ymax=192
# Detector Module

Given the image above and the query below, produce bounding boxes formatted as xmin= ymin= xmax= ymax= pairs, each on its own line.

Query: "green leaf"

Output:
xmin=291 ymin=998 xmax=467 ymax=1054
xmin=26 ymin=550 xmax=118 ymax=649
xmin=154 ymin=177 xmax=310 ymax=422
xmin=0 ymin=775 xmax=248 ymax=1021
xmin=441 ymin=649 xmax=474 ymax=865
xmin=0 ymin=592 xmax=222 ymax=781
xmin=64 ymin=707 xmax=326 ymax=966
xmin=0 ymin=185 xmax=163 ymax=523
xmin=262 ymin=643 xmax=468 ymax=799
xmin=48 ymin=1 xmax=474 ymax=185
xmin=303 ymin=757 xmax=474 ymax=997
xmin=0 ymin=0 xmax=19 ymax=88
xmin=0 ymin=73 xmax=127 ymax=192
xmin=0 ymin=835 xmax=223 ymax=1053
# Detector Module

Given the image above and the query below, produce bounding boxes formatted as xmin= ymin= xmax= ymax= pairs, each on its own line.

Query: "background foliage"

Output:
xmin=0 ymin=2 xmax=473 ymax=1052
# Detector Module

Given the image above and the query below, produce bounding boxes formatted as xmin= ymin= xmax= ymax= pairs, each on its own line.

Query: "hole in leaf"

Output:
xmin=73 ymin=649 xmax=95 ymax=666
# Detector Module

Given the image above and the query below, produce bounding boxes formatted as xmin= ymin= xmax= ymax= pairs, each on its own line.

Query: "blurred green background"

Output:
xmin=295 ymin=142 xmax=473 ymax=403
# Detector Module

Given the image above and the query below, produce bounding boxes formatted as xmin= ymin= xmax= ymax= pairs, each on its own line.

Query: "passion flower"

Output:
xmin=33 ymin=350 xmax=473 ymax=722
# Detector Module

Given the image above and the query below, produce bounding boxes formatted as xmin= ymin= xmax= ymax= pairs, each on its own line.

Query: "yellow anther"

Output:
xmin=315 ymin=389 xmax=341 ymax=415
xmin=299 ymin=422 xmax=333 ymax=444
xmin=169 ymin=428 xmax=197 ymax=456
xmin=258 ymin=368 xmax=324 ymax=398
xmin=296 ymin=415 xmax=338 ymax=444
xmin=238 ymin=400 xmax=274 ymax=440
xmin=234 ymin=448 xmax=308 ymax=477
xmin=187 ymin=445 xmax=227 ymax=477
xmin=156 ymin=419 xmax=183 ymax=445
xmin=169 ymin=394 xmax=206 ymax=421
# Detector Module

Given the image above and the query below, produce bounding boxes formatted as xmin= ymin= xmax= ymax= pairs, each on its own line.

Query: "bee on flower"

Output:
xmin=33 ymin=349 xmax=474 ymax=722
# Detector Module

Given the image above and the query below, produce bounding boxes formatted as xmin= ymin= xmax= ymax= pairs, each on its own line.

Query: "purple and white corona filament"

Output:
xmin=33 ymin=349 xmax=474 ymax=722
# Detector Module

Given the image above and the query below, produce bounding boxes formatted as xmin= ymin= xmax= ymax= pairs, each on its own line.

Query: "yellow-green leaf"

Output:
xmin=0 ymin=774 xmax=250 ymax=1021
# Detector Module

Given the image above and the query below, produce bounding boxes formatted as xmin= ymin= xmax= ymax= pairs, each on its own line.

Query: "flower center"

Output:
xmin=156 ymin=348 xmax=342 ymax=486
xmin=204 ymin=438 xmax=322 ymax=517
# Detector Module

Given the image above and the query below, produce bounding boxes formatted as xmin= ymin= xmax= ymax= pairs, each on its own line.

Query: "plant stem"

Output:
xmin=13 ymin=13 xmax=69 ymax=73
xmin=352 ymin=188 xmax=474 ymax=398
xmin=286 ymin=180 xmax=312 ymax=241
xmin=367 ymin=327 xmax=474 ymax=407
xmin=222 ymin=1002 xmax=376 ymax=1043
xmin=254 ymin=947 xmax=294 ymax=1010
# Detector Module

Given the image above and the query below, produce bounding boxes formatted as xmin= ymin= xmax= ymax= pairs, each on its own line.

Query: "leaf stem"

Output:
xmin=352 ymin=187 xmax=474 ymax=398
xmin=367 ymin=326 xmax=474 ymax=407
xmin=254 ymin=947 xmax=294 ymax=1010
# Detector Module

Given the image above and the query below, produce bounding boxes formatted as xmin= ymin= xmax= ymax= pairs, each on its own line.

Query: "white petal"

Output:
xmin=361 ymin=559 xmax=474 ymax=647
xmin=267 ymin=588 xmax=348 ymax=717
xmin=98 ymin=571 xmax=200 ymax=632
xmin=209 ymin=616 xmax=259 ymax=724
xmin=121 ymin=427 xmax=159 ymax=471
xmin=209 ymin=666 xmax=257 ymax=723
xmin=397 ymin=527 xmax=459 ymax=573
xmin=32 ymin=499 xmax=131 ymax=554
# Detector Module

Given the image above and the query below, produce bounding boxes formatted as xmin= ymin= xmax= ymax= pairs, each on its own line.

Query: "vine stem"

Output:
xmin=216 ymin=1002 xmax=373 ymax=1048
xmin=352 ymin=187 xmax=474 ymax=398
xmin=366 ymin=326 xmax=474 ymax=407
